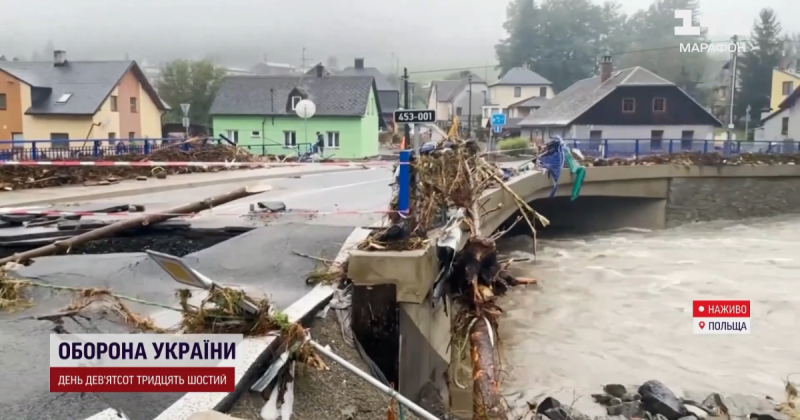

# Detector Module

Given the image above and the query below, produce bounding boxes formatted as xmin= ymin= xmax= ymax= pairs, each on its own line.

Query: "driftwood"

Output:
xmin=470 ymin=317 xmax=506 ymax=420
xmin=0 ymin=184 xmax=271 ymax=265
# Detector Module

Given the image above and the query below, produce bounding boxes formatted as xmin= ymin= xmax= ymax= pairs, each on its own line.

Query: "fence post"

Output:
xmin=144 ymin=140 xmax=151 ymax=155
xmin=634 ymin=140 xmax=639 ymax=159
xmin=603 ymin=139 xmax=608 ymax=159
xmin=668 ymin=140 xmax=673 ymax=154
xmin=31 ymin=142 xmax=38 ymax=160
xmin=398 ymin=150 xmax=411 ymax=215
xmin=703 ymin=140 xmax=708 ymax=154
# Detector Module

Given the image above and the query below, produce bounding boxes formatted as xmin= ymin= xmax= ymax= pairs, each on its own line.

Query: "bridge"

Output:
xmin=345 ymin=160 xmax=800 ymax=419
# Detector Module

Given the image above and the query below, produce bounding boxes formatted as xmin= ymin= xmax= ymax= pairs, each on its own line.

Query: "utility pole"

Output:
xmin=300 ymin=46 xmax=311 ymax=74
xmin=403 ymin=68 xmax=411 ymax=150
xmin=467 ymin=73 xmax=473 ymax=139
xmin=727 ymin=35 xmax=739 ymax=142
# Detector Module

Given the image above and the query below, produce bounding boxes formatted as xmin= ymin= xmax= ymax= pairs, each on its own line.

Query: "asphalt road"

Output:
xmin=0 ymin=167 xmax=393 ymax=420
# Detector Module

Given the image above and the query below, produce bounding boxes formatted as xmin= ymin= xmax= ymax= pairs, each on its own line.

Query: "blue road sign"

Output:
xmin=493 ymin=125 xmax=503 ymax=134
xmin=491 ymin=113 xmax=506 ymax=126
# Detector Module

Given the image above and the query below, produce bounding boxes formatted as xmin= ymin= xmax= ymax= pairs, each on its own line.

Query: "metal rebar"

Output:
xmin=308 ymin=340 xmax=440 ymax=420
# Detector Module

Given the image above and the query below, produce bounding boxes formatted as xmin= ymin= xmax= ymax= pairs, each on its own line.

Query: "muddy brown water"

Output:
xmin=496 ymin=216 xmax=800 ymax=417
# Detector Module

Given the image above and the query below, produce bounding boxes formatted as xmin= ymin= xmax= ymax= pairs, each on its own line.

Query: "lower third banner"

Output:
xmin=50 ymin=367 xmax=235 ymax=392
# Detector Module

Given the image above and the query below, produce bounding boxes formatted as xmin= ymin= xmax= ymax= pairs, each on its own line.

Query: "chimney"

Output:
xmin=600 ymin=55 xmax=613 ymax=83
xmin=54 ymin=50 xmax=67 ymax=66
xmin=354 ymin=58 xmax=364 ymax=69
xmin=315 ymin=64 xmax=324 ymax=78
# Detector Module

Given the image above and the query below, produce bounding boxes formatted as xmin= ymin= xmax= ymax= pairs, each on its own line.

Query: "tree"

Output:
xmin=496 ymin=0 xmax=631 ymax=91
xmin=156 ymin=60 xmax=228 ymax=125
xmin=618 ymin=0 xmax=708 ymax=86
xmin=736 ymin=8 xmax=782 ymax=123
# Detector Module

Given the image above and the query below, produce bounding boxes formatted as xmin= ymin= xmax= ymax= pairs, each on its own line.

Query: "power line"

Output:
xmin=408 ymin=39 xmax=751 ymax=75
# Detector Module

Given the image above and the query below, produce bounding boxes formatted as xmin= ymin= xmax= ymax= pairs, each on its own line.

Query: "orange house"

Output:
xmin=0 ymin=50 xmax=168 ymax=150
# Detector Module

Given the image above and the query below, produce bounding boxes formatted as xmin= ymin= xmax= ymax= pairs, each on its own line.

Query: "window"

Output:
xmin=108 ymin=132 xmax=116 ymax=146
xmin=326 ymin=131 xmax=340 ymax=148
xmin=56 ymin=93 xmax=72 ymax=103
xmin=680 ymin=130 xmax=694 ymax=151
xmin=283 ymin=130 xmax=297 ymax=146
xmin=652 ymin=98 xmax=666 ymax=112
xmin=781 ymin=117 xmax=789 ymax=135
xmin=50 ymin=133 xmax=69 ymax=149
xmin=291 ymin=96 xmax=301 ymax=110
xmin=130 ymin=97 xmax=138 ymax=112
xmin=539 ymin=87 xmax=547 ymax=97
xmin=251 ymin=131 xmax=261 ymax=138
xmin=456 ymin=107 xmax=462 ymax=116
xmin=11 ymin=133 xmax=23 ymax=149
xmin=650 ymin=130 xmax=664 ymax=150
xmin=589 ymin=130 xmax=602 ymax=150
xmin=514 ymin=87 xmax=522 ymax=98
xmin=110 ymin=95 xmax=118 ymax=112
xmin=782 ymin=81 xmax=794 ymax=96
xmin=622 ymin=98 xmax=635 ymax=113
xmin=0 ymin=93 xmax=6 ymax=110
xmin=129 ymin=132 xmax=136 ymax=139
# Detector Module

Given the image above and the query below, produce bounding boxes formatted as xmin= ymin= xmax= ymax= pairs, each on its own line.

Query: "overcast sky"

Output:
xmin=1 ymin=0 xmax=798 ymax=72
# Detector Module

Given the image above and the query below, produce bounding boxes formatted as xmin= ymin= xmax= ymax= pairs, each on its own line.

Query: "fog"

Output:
xmin=1 ymin=0 xmax=798 ymax=73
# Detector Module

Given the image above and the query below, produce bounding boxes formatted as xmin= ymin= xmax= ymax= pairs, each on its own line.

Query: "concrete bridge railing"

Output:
xmin=480 ymin=164 xmax=800 ymax=234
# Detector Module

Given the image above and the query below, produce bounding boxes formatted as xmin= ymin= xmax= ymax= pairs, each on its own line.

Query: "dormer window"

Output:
xmin=56 ymin=93 xmax=73 ymax=103
xmin=291 ymin=96 xmax=302 ymax=110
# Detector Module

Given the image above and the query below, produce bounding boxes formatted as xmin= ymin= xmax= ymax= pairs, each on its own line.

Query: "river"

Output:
xmin=497 ymin=215 xmax=800 ymax=417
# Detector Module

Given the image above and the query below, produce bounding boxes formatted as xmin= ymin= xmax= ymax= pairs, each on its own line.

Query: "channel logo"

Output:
xmin=693 ymin=300 xmax=750 ymax=335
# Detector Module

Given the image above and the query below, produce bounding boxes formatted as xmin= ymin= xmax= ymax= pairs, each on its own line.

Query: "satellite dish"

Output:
xmin=295 ymin=100 xmax=316 ymax=119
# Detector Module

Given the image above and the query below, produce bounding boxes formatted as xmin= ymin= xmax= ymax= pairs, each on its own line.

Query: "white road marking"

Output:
xmin=212 ymin=177 xmax=391 ymax=213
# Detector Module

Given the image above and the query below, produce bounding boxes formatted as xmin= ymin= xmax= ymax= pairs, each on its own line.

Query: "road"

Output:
xmin=0 ymin=167 xmax=393 ymax=420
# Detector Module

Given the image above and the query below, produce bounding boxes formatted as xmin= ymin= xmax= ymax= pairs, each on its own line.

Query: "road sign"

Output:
xmin=182 ymin=117 xmax=190 ymax=128
xmin=146 ymin=250 xmax=259 ymax=314
xmin=491 ymin=113 xmax=506 ymax=126
xmin=493 ymin=125 xmax=503 ymax=134
xmin=180 ymin=103 xmax=190 ymax=116
xmin=146 ymin=250 xmax=211 ymax=290
xmin=394 ymin=109 xmax=436 ymax=124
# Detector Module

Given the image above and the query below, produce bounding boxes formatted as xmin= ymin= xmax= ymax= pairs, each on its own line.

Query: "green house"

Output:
xmin=210 ymin=67 xmax=384 ymax=158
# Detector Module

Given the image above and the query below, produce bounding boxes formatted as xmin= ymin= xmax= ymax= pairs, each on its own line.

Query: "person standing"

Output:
xmin=316 ymin=132 xmax=325 ymax=157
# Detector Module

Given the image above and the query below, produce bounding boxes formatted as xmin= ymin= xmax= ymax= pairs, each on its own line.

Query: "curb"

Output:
xmin=2 ymin=167 xmax=365 ymax=207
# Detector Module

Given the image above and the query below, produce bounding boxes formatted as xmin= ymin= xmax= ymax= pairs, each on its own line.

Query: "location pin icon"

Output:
xmin=699 ymin=321 xmax=705 ymax=329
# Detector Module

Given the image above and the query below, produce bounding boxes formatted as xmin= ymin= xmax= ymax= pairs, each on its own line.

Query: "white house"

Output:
xmin=761 ymin=84 xmax=800 ymax=142
xmin=518 ymin=56 xmax=722 ymax=148
xmin=427 ymin=72 xmax=488 ymax=125
xmin=481 ymin=67 xmax=553 ymax=127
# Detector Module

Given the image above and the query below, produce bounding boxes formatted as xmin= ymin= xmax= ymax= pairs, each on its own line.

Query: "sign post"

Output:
xmin=180 ymin=103 xmax=191 ymax=139
xmin=393 ymin=109 xmax=436 ymax=156
xmin=490 ymin=113 xmax=506 ymax=157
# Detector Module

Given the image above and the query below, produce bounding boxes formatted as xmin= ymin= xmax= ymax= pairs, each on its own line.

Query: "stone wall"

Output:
xmin=666 ymin=177 xmax=800 ymax=227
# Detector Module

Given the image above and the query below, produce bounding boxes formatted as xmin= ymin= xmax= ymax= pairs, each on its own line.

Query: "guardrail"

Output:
xmin=561 ymin=139 xmax=798 ymax=158
xmin=0 ymin=139 xmax=315 ymax=160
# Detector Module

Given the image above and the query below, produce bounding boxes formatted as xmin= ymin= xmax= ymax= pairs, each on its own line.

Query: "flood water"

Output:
xmin=497 ymin=216 xmax=800 ymax=417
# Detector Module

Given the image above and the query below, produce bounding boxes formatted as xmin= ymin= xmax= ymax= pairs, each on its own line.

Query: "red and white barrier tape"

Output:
xmin=0 ymin=209 xmax=394 ymax=218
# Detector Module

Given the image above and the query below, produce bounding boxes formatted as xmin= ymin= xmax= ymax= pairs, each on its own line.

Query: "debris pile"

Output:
xmin=0 ymin=143 xmax=262 ymax=191
xmin=522 ymin=379 xmax=799 ymax=420
xmin=578 ymin=152 xmax=800 ymax=167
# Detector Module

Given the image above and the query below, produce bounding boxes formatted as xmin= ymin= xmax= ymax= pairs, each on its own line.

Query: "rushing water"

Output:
xmin=497 ymin=215 xmax=800 ymax=417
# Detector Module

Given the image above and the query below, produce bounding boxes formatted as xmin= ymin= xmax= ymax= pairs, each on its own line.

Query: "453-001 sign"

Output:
xmin=394 ymin=110 xmax=436 ymax=123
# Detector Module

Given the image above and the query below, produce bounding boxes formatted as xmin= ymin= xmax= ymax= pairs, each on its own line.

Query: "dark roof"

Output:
xmin=490 ymin=67 xmax=552 ymax=86
xmin=519 ymin=66 xmax=720 ymax=127
xmin=431 ymin=80 xmax=464 ymax=102
xmin=209 ymin=75 xmax=376 ymax=117
xmin=509 ymin=96 xmax=549 ymax=108
xmin=0 ymin=60 xmax=165 ymax=115
xmin=336 ymin=67 xmax=396 ymax=91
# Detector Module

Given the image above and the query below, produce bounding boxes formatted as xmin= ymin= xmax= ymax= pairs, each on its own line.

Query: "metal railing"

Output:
xmin=561 ymin=138 xmax=798 ymax=159
xmin=0 ymin=139 xmax=314 ymax=160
